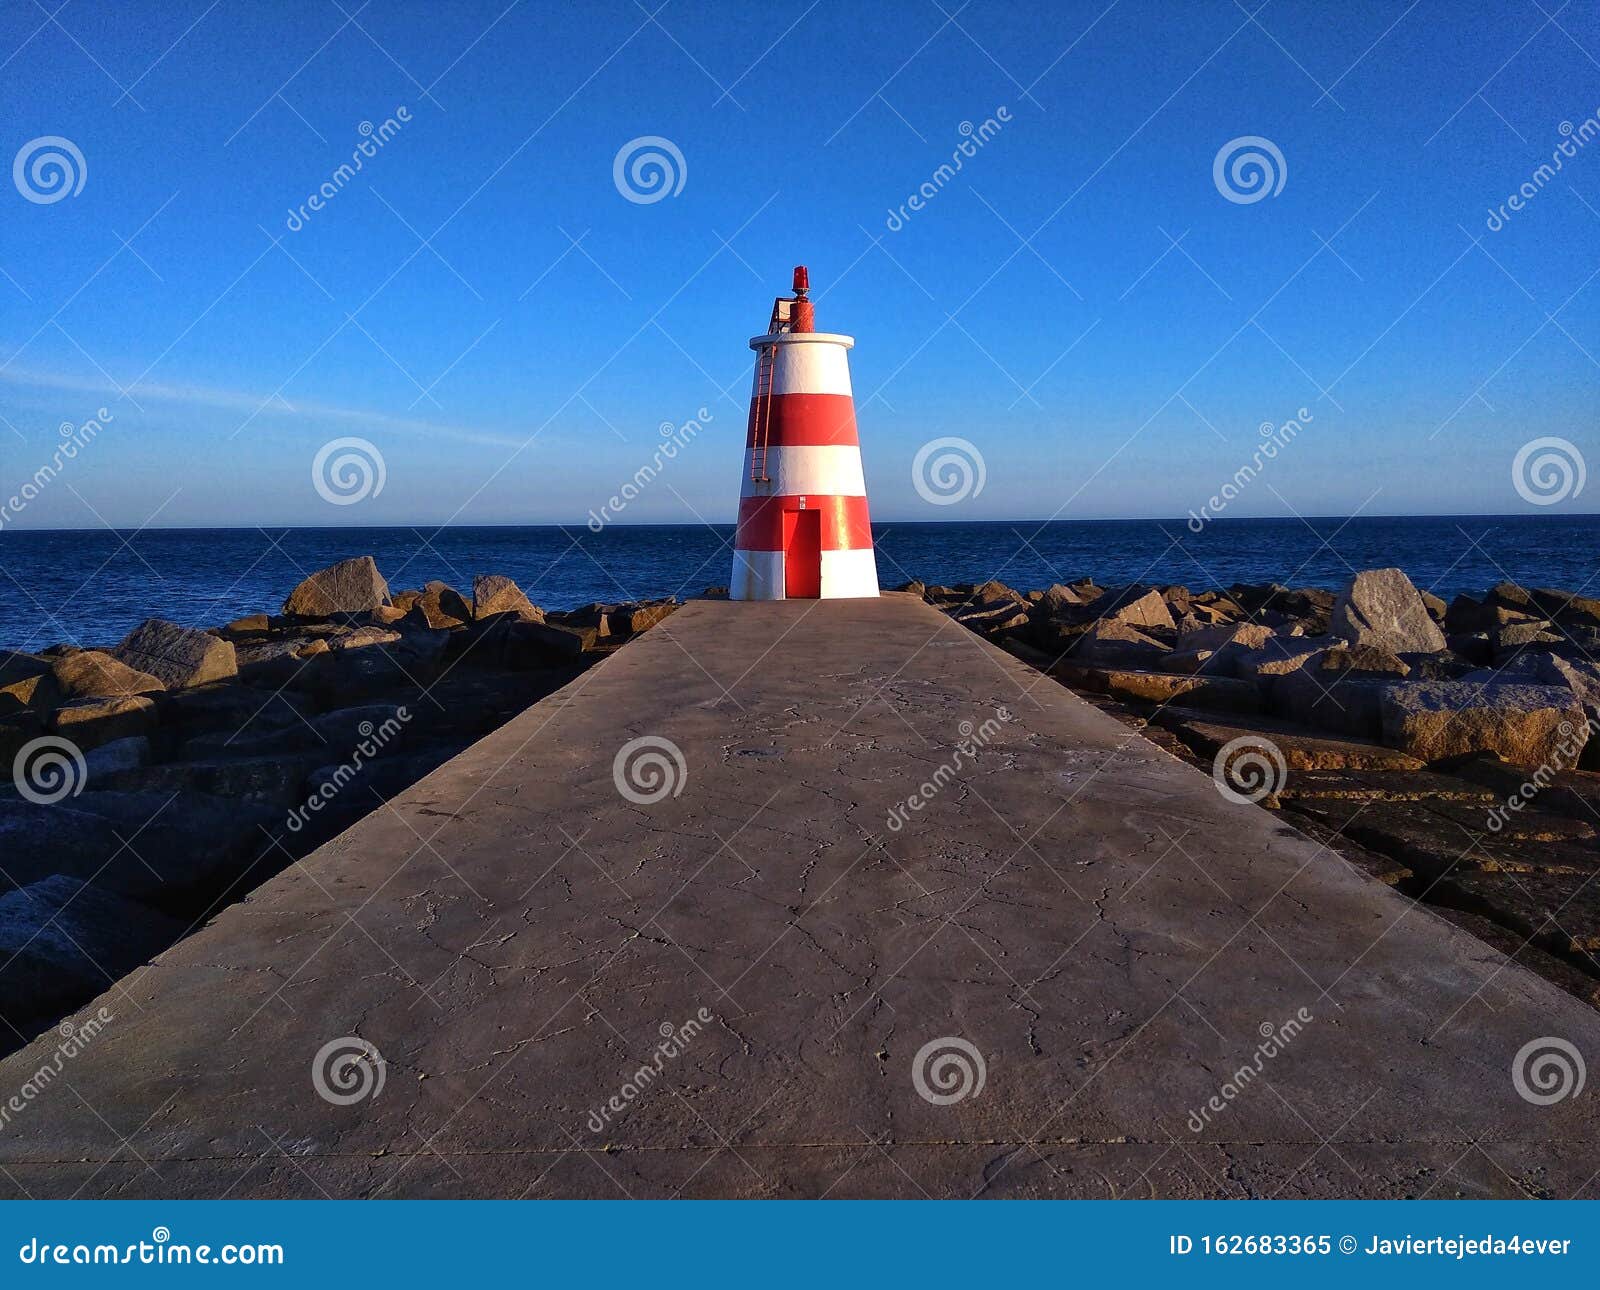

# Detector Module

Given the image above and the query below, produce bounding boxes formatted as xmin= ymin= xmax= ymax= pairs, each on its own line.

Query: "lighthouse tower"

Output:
xmin=730 ymin=267 xmax=879 ymax=600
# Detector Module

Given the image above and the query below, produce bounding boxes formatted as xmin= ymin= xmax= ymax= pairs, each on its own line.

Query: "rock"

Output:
xmin=1434 ymin=871 xmax=1600 ymax=956
xmin=614 ymin=598 xmax=677 ymax=634
xmin=1057 ymin=666 xmax=1261 ymax=714
xmin=404 ymin=580 xmax=472 ymax=629
xmin=1270 ymin=670 xmax=1388 ymax=739
xmin=1038 ymin=584 xmax=1082 ymax=616
xmin=51 ymin=695 xmax=158 ymax=750
xmin=83 ymin=736 xmax=150 ymax=781
xmin=472 ymin=575 xmax=544 ymax=623
xmin=99 ymin=754 xmax=319 ymax=809
xmin=51 ymin=650 xmax=165 ymax=700
xmin=1176 ymin=621 xmax=1270 ymax=652
xmin=0 ymin=791 xmax=279 ymax=899
xmin=0 ymin=876 xmax=183 ymax=1019
xmin=504 ymin=620 xmax=595 ymax=665
xmin=1156 ymin=648 xmax=1216 ymax=675
xmin=1418 ymin=589 xmax=1448 ymax=622
xmin=894 ymin=579 xmax=926 ymax=598
xmin=1062 ymin=619 xmax=1167 ymax=669
xmin=1532 ymin=587 xmax=1600 ymax=627
xmin=1233 ymin=639 xmax=1327 ymax=682
xmin=1096 ymin=587 xmax=1174 ymax=631
xmin=114 ymin=618 xmax=238 ymax=689
xmin=1275 ymin=768 xmax=1499 ymax=803
xmin=0 ymin=651 xmax=60 ymax=715
xmin=1484 ymin=582 xmax=1537 ymax=615
xmin=1330 ymin=568 xmax=1446 ymax=653
xmin=1150 ymin=708 xmax=1425 ymax=771
xmin=1444 ymin=595 xmax=1537 ymax=634
xmin=217 ymin=614 xmax=271 ymax=637
xmin=156 ymin=684 xmax=316 ymax=745
xmin=369 ymin=604 xmax=409 ymax=625
xmin=283 ymin=556 xmax=390 ymax=617
xmin=953 ymin=603 xmax=1030 ymax=635
xmin=1379 ymin=681 xmax=1586 ymax=767
xmin=183 ymin=701 xmax=411 ymax=760
xmin=1283 ymin=798 xmax=1596 ymax=885
xmin=1 ymin=712 xmax=45 ymax=765
xmin=1446 ymin=632 xmax=1492 ymax=666
xmin=1319 ymin=643 xmax=1411 ymax=677
xmin=1537 ymin=655 xmax=1600 ymax=713
xmin=973 ymin=580 xmax=1024 ymax=605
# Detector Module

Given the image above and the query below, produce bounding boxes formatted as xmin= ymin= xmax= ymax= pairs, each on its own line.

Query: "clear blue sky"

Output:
xmin=2 ymin=0 xmax=1597 ymax=529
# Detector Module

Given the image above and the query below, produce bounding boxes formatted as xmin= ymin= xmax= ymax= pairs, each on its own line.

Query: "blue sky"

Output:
xmin=2 ymin=0 xmax=1598 ymax=529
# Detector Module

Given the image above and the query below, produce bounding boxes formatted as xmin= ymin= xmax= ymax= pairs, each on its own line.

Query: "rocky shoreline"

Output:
xmin=5 ymin=559 xmax=1599 ymax=1056
xmin=913 ymin=569 xmax=1600 ymax=1011
xmin=0 ymin=556 xmax=677 ymax=1056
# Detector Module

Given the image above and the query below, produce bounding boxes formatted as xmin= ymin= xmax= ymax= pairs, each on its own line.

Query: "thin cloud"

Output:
xmin=0 ymin=364 xmax=533 ymax=450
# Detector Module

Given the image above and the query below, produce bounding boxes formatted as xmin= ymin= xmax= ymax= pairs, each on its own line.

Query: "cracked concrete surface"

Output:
xmin=1 ymin=594 xmax=1597 ymax=1198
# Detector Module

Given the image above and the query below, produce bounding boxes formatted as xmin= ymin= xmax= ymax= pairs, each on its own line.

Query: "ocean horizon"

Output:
xmin=3 ymin=513 xmax=1596 ymax=652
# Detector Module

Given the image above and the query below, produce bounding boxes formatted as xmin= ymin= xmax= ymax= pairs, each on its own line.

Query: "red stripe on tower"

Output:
xmin=731 ymin=266 xmax=879 ymax=601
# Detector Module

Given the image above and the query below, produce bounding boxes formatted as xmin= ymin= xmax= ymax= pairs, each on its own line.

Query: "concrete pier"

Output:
xmin=2 ymin=594 xmax=1597 ymax=1198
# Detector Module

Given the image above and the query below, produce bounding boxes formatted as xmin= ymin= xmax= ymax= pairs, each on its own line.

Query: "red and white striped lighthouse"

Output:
xmin=731 ymin=267 xmax=879 ymax=600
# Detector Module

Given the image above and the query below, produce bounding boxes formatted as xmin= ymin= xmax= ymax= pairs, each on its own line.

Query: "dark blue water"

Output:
xmin=2 ymin=516 xmax=1597 ymax=653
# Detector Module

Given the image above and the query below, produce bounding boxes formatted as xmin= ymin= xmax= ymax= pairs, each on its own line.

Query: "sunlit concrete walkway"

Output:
xmin=2 ymin=594 xmax=1597 ymax=1198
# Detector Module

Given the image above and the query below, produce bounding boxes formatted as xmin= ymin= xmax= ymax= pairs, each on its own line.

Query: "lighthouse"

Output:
xmin=730 ymin=267 xmax=879 ymax=600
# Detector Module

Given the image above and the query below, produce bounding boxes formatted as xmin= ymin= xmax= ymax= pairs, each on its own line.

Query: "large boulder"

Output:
xmin=1331 ymin=568 xmax=1446 ymax=654
xmin=472 ymin=574 xmax=543 ymax=623
xmin=51 ymin=650 xmax=164 ymax=699
xmin=1063 ymin=619 xmax=1167 ymax=669
xmin=114 ymin=618 xmax=237 ymax=689
xmin=402 ymin=581 xmax=472 ymax=629
xmin=0 ymin=876 xmax=183 ymax=1020
xmin=1 ymin=651 xmax=60 ymax=714
xmin=282 ymin=556 xmax=390 ymax=616
xmin=0 ymin=791 xmax=279 ymax=898
xmin=504 ymin=620 xmax=594 ymax=665
xmin=1095 ymin=587 xmax=1175 ymax=632
xmin=1378 ymin=681 xmax=1586 ymax=767
xmin=50 ymin=695 xmax=159 ymax=750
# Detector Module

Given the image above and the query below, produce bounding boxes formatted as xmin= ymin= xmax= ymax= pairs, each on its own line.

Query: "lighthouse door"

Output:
xmin=783 ymin=508 xmax=822 ymax=598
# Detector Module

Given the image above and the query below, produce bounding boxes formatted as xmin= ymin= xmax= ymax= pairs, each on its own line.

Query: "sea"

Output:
xmin=1 ymin=515 xmax=1596 ymax=653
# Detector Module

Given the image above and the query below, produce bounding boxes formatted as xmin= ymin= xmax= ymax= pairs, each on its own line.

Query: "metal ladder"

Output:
xmin=749 ymin=343 xmax=776 ymax=485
